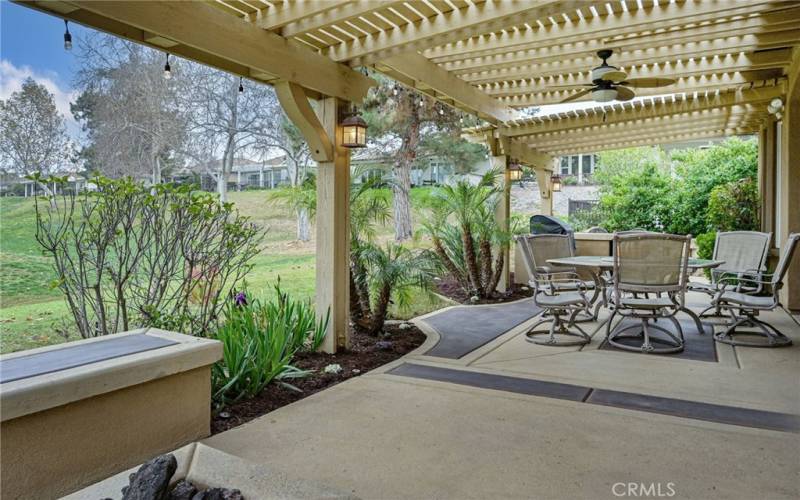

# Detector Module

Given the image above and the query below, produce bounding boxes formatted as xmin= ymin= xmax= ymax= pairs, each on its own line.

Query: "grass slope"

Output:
xmin=0 ymin=189 xmax=446 ymax=354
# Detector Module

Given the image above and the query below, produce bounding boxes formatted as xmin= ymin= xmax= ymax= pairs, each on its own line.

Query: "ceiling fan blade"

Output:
xmin=622 ymin=77 xmax=677 ymax=88
xmin=547 ymin=84 xmax=592 ymax=90
xmin=559 ymin=88 xmax=593 ymax=103
xmin=616 ymin=86 xmax=635 ymax=101
xmin=599 ymin=69 xmax=627 ymax=82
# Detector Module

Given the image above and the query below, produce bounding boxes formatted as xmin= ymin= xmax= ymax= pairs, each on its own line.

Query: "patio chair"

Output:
xmin=606 ymin=233 xmax=691 ymax=354
xmin=711 ymin=233 xmax=799 ymax=347
xmin=689 ymin=231 xmax=772 ymax=318
xmin=515 ymin=234 xmax=594 ymax=346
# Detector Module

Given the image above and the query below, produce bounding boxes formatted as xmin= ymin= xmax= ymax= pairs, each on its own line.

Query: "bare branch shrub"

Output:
xmin=31 ymin=174 xmax=264 ymax=337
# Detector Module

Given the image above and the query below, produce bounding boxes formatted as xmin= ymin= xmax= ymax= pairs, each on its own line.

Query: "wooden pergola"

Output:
xmin=18 ymin=0 xmax=800 ymax=349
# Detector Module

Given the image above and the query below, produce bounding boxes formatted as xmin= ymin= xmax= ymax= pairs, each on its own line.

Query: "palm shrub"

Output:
xmin=211 ymin=283 xmax=329 ymax=406
xmin=356 ymin=243 xmax=437 ymax=335
xmin=419 ymin=171 xmax=512 ymax=299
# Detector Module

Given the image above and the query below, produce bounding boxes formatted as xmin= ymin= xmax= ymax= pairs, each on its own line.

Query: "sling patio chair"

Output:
xmin=515 ymin=234 xmax=594 ymax=346
xmin=689 ymin=231 xmax=772 ymax=318
xmin=711 ymin=233 xmax=799 ymax=348
xmin=606 ymin=233 xmax=691 ymax=354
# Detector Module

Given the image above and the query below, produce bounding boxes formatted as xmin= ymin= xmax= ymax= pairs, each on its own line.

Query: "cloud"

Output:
xmin=0 ymin=59 xmax=80 ymax=139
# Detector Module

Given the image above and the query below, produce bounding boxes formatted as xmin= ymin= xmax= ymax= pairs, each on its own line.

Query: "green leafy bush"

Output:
xmin=665 ymin=137 xmax=758 ymax=235
xmin=592 ymin=148 xmax=671 ymax=232
xmin=31 ymin=175 xmax=263 ymax=338
xmin=211 ymin=283 xmax=329 ymax=406
xmin=707 ymin=178 xmax=760 ymax=232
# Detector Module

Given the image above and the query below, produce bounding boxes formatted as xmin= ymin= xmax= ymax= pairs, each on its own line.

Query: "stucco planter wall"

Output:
xmin=0 ymin=329 xmax=221 ymax=500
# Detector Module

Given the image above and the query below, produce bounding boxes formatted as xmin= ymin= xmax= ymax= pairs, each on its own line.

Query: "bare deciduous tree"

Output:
xmin=180 ymin=65 xmax=278 ymax=202
xmin=74 ymin=34 xmax=186 ymax=183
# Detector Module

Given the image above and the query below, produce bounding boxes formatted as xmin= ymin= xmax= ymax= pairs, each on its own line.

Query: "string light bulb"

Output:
xmin=163 ymin=53 xmax=172 ymax=80
xmin=63 ymin=20 xmax=72 ymax=51
xmin=438 ymin=106 xmax=445 ymax=116
xmin=419 ymin=97 xmax=424 ymax=107
xmin=238 ymin=77 xmax=244 ymax=93
xmin=392 ymin=85 xmax=399 ymax=96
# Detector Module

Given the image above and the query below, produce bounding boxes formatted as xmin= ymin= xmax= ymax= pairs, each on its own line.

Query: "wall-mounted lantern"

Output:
xmin=550 ymin=173 xmax=562 ymax=192
xmin=508 ymin=162 xmax=523 ymax=182
xmin=341 ymin=111 xmax=368 ymax=148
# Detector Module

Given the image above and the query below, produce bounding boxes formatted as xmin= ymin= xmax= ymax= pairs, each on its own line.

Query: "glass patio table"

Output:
xmin=546 ymin=256 xmax=724 ymax=334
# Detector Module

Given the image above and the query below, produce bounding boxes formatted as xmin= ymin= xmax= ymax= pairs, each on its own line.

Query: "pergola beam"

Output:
xmin=461 ymin=43 xmax=798 ymax=84
xmin=424 ymin=0 xmax=788 ymax=61
xmin=499 ymin=85 xmax=784 ymax=137
xmin=279 ymin=0 xmax=404 ymax=37
xmin=542 ymin=129 xmax=761 ymax=156
xmin=500 ymin=76 xmax=787 ymax=107
xmin=447 ymin=26 xmax=800 ymax=76
xmin=329 ymin=1 xmax=583 ymax=66
xmin=528 ymin=119 xmax=764 ymax=149
xmin=524 ymin=109 xmax=764 ymax=142
xmin=38 ymin=0 xmax=375 ymax=103
xmin=378 ymin=53 xmax=521 ymax=124
xmin=257 ymin=0 xmax=345 ymax=31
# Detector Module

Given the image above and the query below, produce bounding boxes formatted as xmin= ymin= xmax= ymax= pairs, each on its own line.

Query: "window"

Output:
xmin=570 ymin=155 xmax=579 ymax=175
xmin=560 ymin=157 xmax=570 ymax=175
xmin=581 ymin=155 xmax=592 ymax=175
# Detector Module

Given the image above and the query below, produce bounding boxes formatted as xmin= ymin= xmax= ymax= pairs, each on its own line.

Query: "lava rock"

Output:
xmin=169 ymin=480 xmax=198 ymax=500
xmin=375 ymin=340 xmax=393 ymax=350
xmin=191 ymin=488 xmax=244 ymax=500
xmin=121 ymin=454 xmax=177 ymax=500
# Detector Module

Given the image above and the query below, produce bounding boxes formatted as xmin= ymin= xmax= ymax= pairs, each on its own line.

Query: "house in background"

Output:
xmin=351 ymin=154 xmax=461 ymax=186
xmin=0 ymin=171 xmax=96 ymax=197
xmin=173 ymin=156 xmax=292 ymax=191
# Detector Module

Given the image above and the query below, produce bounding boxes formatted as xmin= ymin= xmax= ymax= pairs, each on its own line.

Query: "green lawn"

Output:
xmin=0 ymin=189 xmax=446 ymax=354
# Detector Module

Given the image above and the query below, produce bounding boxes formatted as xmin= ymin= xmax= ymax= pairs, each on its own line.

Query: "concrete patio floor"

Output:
xmin=204 ymin=292 xmax=800 ymax=499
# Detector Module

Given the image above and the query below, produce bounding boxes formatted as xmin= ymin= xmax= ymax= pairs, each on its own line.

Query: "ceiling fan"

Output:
xmin=549 ymin=49 xmax=676 ymax=103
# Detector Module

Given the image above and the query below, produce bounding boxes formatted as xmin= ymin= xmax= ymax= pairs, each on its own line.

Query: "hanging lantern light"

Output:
xmin=163 ymin=53 xmax=172 ymax=80
xmin=63 ymin=20 xmax=72 ymax=51
xmin=508 ymin=163 xmax=523 ymax=182
xmin=341 ymin=109 xmax=368 ymax=148
xmin=550 ymin=173 xmax=562 ymax=192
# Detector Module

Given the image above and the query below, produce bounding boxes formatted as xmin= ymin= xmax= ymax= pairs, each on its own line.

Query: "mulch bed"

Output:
xmin=434 ymin=273 xmax=533 ymax=305
xmin=210 ymin=323 xmax=426 ymax=435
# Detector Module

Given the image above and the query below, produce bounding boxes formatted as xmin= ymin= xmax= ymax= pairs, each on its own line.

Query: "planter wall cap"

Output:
xmin=0 ymin=329 xmax=222 ymax=422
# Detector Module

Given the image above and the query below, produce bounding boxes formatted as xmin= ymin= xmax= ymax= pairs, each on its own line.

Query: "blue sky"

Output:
xmin=1 ymin=1 xmax=92 ymax=136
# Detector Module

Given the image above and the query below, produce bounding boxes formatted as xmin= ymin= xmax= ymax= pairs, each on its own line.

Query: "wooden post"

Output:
xmin=534 ymin=167 xmax=553 ymax=216
xmin=275 ymin=81 xmax=350 ymax=352
xmin=758 ymin=119 xmax=777 ymax=234
xmin=314 ymin=97 xmax=351 ymax=351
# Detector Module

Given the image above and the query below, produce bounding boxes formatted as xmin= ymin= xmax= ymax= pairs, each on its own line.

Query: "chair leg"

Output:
xmin=525 ymin=309 xmax=591 ymax=347
xmin=607 ymin=314 xmax=684 ymax=354
xmin=714 ymin=312 xmax=793 ymax=347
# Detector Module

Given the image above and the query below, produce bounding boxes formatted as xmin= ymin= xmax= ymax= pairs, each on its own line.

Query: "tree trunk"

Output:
xmin=462 ymin=224 xmax=482 ymax=296
xmin=368 ymin=283 xmax=392 ymax=336
xmin=152 ymin=155 xmax=162 ymax=185
xmin=297 ymin=207 xmax=310 ymax=241
xmin=391 ymin=97 xmax=420 ymax=241
xmin=478 ymin=237 xmax=494 ymax=296
xmin=488 ymin=247 xmax=506 ymax=295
